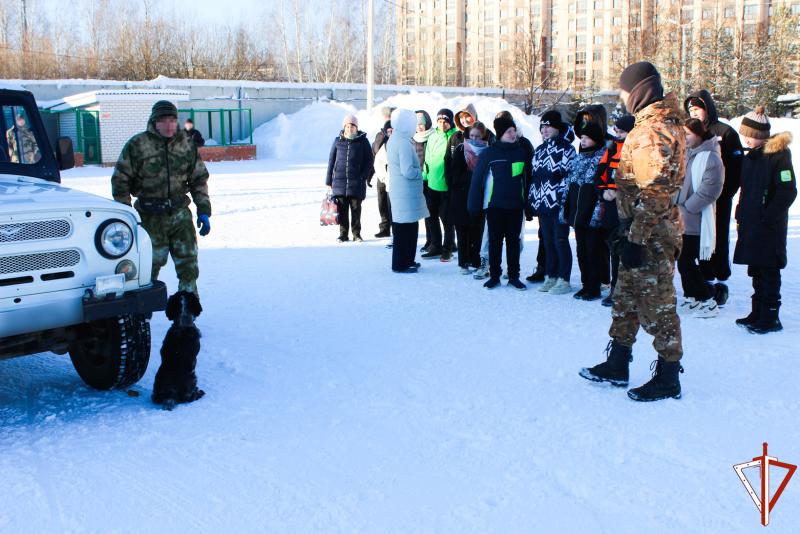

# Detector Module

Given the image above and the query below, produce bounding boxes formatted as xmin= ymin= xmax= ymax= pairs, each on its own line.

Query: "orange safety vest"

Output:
xmin=597 ymin=140 xmax=624 ymax=189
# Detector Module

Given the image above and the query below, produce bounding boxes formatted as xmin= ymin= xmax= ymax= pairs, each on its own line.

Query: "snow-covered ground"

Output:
xmin=2 ymin=151 xmax=799 ymax=532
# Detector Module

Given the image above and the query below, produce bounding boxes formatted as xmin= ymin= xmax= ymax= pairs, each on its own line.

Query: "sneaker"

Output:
xmin=526 ymin=270 xmax=546 ymax=283
xmin=538 ymin=276 xmax=557 ymax=292
xmin=473 ymin=258 xmax=490 ymax=279
xmin=484 ymin=277 xmax=501 ymax=289
xmin=548 ymin=279 xmax=572 ymax=295
xmin=459 ymin=267 xmax=472 ymax=275
xmin=440 ymin=251 xmax=453 ymax=262
xmin=421 ymin=248 xmax=442 ymax=259
xmin=601 ymin=294 xmax=614 ymax=307
xmin=420 ymin=245 xmax=429 ymax=254
xmin=375 ymin=230 xmax=391 ymax=238
xmin=573 ymin=288 xmax=587 ymax=300
xmin=508 ymin=279 xmax=527 ymax=291
xmin=353 ymin=235 xmax=363 ymax=242
xmin=692 ymin=299 xmax=719 ymax=318
xmin=385 ymin=243 xmax=393 ymax=249
xmin=392 ymin=265 xmax=419 ymax=274
xmin=337 ymin=236 xmax=349 ymax=243
xmin=678 ymin=297 xmax=696 ymax=314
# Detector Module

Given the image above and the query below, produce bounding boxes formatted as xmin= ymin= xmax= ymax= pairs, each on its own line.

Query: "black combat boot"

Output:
xmin=735 ymin=296 xmax=761 ymax=327
xmin=747 ymin=304 xmax=783 ymax=334
xmin=627 ymin=359 xmax=683 ymax=402
xmin=579 ymin=340 xmax=633 ymax=387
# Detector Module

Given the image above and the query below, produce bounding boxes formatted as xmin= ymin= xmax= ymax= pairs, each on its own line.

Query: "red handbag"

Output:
xmin=320 ymin=193 xmax=339 ymax=226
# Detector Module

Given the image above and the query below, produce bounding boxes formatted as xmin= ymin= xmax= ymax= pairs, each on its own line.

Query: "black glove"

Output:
xmin=620 ymin=239 xmax=645 ymax=269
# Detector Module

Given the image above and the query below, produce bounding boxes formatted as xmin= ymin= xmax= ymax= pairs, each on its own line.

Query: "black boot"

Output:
xmin=627 ymin=359 xmax=683 ymax=402
xmin=526 ymin=269 xmax=546 ymax=283
xmin=713 ymin=282 xmax=729 ymax=306
xmin=579 ymin=340 xmax=632 ymax=387
xmin=735 ymin=296 xmax=761 ymax=327
xmin=747 ymin=304 xmax=783 ymax=334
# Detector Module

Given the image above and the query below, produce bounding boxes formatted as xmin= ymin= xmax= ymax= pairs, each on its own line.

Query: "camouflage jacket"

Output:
xmin=617 ymin=93 xmax=686 ymax=245
xmin=6 ymin=126 xmax=41 ymax=164
xmin=111 ymin=121 xmax=211 ymax=216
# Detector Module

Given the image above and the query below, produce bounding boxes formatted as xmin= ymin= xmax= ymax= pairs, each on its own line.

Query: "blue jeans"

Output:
xmin=538 ymin=212 xmax=572 ymax=281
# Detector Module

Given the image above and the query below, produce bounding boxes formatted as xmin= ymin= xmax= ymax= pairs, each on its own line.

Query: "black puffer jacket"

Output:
xmin=684 ymin=89 xmax=744 ymax=199
xmin=733 ymin=132 xmax=796 ymax=268
xmin=325 ymin=131 xmax=374 ymax=200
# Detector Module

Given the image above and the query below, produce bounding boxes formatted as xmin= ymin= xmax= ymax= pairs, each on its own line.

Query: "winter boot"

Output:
xmin=374 ymin=230 xmax=391 ymax=238
xmin=538 ymin=276 xmax=557 ymax=292
xmin=579 ymin=340 xmax=633 ymax=387
xmin=736 ymin=297 xmax=761 ymax=327
xmin=440 ymin=250 xmax=453 ymax=262
xmin=337 ymin=235 xmax=350 ymax=243
xmin=421 ymin=248 xmax=442 ymax=259
xmin=747 ymin=304 xmax=783 ymax=334
xmin=484 ymin=277 xmax=501 ymax=289
xmin=473 ymin=257 xmax=490 ymax=279
xmin=526 ymin=269 xmax=546 ymax=283
xmin=575 ymin=286 xmax=601 ymax=301
xmin=508 ymin=278 xmax=527 ymax=291
xmin=627 ymin=359 xmax=683 ymax=402
xmin=713 ymin=282 xmax=729 ymax=306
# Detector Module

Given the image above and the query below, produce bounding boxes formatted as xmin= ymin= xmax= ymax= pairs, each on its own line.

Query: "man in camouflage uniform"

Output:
xmin=6 ymin=114 xmax=41 ymax=164
xmin=579 ymin=62 xmax=686 ymax=402
xmin=111 ymin=100 xmax=211 ymax=296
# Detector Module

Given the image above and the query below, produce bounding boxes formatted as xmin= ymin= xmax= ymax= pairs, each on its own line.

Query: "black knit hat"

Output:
xmin=619 ymin=61 xmax=660 ymax=92
xmin=539 ymin=109 xmax=564 ymax=132
xmin=436 ymin=108 xmax=454 ymax=127
xmin=577 ymin=121 xmax=604 ymax=147
xmin=150 ymin=100 xmax=178 ymax=122
xmin=686 ymin=97 xmax=706 ymax=111
xmin=614 ymin=115 xmax=635 ymax=133
xmin=494 ymin=115 xmax=516 ymax=140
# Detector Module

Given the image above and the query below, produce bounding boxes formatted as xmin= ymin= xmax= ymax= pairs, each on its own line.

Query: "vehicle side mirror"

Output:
xmin=56 ymin=136 xmax=75 ymax=171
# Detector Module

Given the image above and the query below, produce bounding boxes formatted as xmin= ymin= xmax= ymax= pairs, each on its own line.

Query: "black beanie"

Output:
xmin=686 ymin=97 xmax=706 ymax=112
xmin=614 ymin=115 xmax=635 ymax=133
xmin=539 ymin=109 xmax=564 ymax=131
xmin=436 ymin=108 xmax=454 ymax=127
xmin=619 ymin=61 xmax=660 ymax=92
xmin=578 ymin=122 xmax=604 ymax=147
xmin=382 ymin=120 xmax=392 ymax=134
xmin=150 ymin=100 xmax=178 ymax=122
xmin=494 ymin=115 xmax=516 ymax=140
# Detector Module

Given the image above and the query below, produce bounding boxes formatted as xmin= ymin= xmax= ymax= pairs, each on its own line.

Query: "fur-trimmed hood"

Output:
xmin=764 ymin=132 xmax=793 ymax=155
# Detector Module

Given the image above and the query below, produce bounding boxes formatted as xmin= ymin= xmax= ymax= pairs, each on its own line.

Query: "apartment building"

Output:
xmin=396 ymin=0 xmax=800 ymax=91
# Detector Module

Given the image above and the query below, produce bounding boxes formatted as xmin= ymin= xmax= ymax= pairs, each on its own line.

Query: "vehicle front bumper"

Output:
xmin=82 ymin=280 xmax=167 ymax=322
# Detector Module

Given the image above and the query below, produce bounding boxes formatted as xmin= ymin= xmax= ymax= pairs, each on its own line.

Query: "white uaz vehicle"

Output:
xmin=0 ymin=87 xmax=166 ymax=390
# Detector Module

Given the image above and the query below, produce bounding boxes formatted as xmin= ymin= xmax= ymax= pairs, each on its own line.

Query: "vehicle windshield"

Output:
xmin=1 ymin=105 xmax=42 ymax=166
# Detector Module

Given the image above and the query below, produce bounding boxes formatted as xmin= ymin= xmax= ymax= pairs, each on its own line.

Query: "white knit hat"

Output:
xmin=342 ymin=114 xmax=359 ymax=128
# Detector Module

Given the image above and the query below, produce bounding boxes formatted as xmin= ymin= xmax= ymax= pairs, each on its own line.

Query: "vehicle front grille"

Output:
xmin=0 ymin=219 xmax=71 ymax=243
xmin=0 ymin=250 xmax=81 ymax=275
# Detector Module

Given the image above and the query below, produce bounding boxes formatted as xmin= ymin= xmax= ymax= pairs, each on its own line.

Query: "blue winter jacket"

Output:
xmin=528 ymin=127 xmax=576 ymax=216
xmin=467 ymin=140 xmax=530 ymax=215
xmin=326 ymin=131 xmax=374 ymax=200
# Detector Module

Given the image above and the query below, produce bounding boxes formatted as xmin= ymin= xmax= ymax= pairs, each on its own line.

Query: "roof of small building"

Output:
xmin=40 ymin=88 xmax=191 ymax=112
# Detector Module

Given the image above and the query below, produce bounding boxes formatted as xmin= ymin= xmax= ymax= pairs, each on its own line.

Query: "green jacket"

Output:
xmin=111 ymin=120 xmax=211 ymax=216
xmin=423 ymin=127 xmax=455 ymax=192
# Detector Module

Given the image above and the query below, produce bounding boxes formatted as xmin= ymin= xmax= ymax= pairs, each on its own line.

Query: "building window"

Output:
xmin=576 ymin=51 xmax=586 ymax=65
xmin=593 ymin=50 xmax=602 ymax=61
xmin=702 ymin=8 xmax=713 ymax=20
xmin=744 ymin=5 xmax=758 ymax=20
xmin=724 ymin=7 xmax=735 ymax=18
xmin=594 ymin=35 xmax=602 ymax=44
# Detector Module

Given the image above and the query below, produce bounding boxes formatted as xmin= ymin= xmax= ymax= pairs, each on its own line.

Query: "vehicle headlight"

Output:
xmin=95 ymin=219 xmax=133 ymax=259
xmin=115 ymin=259 xmax=138 ymax=280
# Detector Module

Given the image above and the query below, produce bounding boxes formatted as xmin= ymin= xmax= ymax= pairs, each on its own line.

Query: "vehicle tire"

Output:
xmin=69 ymin=314 xmax=151 ymax=390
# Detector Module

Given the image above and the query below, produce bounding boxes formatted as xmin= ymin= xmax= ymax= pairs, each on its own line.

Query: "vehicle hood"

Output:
xmin=0 ymin=174 xmax=129 ymax=214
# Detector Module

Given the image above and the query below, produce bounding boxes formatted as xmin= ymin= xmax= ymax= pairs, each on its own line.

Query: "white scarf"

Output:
xmin=690 ymin=150 xmax=716 ymax=260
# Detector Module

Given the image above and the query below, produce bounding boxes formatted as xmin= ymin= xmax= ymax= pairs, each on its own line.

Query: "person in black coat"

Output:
xmin=325 ymin=114 xmax=374 ymax=242
xmin=685 ymin=90 xmax=744 ymax=303
xmin=372 ymin=120 xmax=393 ymax=238
xmin=449 ymin=121 xmax=491 ymax=273
xmin=733 ymin=107 xmax=796 ymax=333
xmin=184 ymin=119 xmax=205 ymax=147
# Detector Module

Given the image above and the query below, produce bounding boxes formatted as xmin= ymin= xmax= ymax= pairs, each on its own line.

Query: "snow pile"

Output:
xmin=253 ymin=100 xmax=358 ymax=161
xmin=253 ymin=92 xmax=541 ymax=161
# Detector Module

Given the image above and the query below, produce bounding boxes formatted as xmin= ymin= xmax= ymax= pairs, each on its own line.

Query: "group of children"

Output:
xmin=337 ymin=95 xmax=796 ymax=334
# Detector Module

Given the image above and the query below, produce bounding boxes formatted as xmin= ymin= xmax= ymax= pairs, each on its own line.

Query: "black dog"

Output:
xmin=152 ymin=291 xmax=205 ymax=410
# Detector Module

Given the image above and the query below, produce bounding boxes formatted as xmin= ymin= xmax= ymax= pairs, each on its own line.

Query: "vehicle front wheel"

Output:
xmin=69 ymin=314 xmax=151 ymax=390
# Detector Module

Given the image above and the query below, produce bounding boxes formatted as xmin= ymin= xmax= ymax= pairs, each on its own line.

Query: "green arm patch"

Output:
xmin=780 ymin=170 xmax=793 ymax=183
xmin=511 ymin=161 xmax=525 ymax=176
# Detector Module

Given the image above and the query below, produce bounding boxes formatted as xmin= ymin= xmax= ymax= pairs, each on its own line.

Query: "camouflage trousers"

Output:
xmin=609 ymin=235 xmax=683 ymax=362
xmin=139 ymin=207 xmax=199 ymax=295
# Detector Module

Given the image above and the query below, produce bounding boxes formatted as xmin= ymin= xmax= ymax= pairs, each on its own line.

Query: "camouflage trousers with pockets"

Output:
xmin=139 ymin=207 xmax=199 ymax=296
xmin=609 ymin=233 xmax=683 ymax=362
